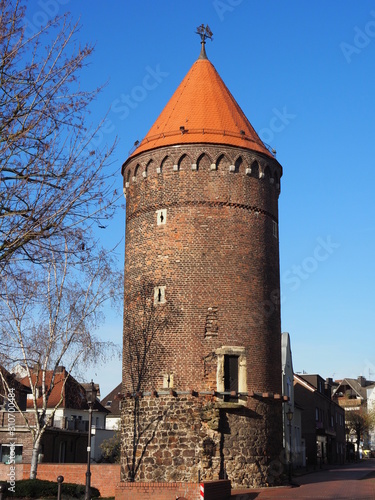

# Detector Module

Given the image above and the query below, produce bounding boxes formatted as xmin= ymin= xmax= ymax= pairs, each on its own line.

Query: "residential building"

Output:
xmin=0 ymin=367 xmax=109 ymax=464
xmin=332 ymin=376 xmax=375 ymax=456
xmin=367 ymin=385 xmax=375 ymax=453
xmin=294 ymin=374 xmax=345 ymax=467
xmin=101 ymin=383 xmax=122 ymax=430
xmin=0 ymin=366 xmax=29 ymax=411
xmin=281 ymin=333 xmax=304 ymax=467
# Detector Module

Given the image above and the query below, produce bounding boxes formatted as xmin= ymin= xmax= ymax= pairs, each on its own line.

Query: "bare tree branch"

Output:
xmin=0 ymin=0 xmax=119 ymax=272
xmin=0 ymin=238 xmax=122 ymax=478
xmin=122 ymin=280 xmax=180 ymax=481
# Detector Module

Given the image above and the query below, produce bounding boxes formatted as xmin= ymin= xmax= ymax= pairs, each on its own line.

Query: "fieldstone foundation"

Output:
xmin=120 ymin=394 xmax=283 ymax=488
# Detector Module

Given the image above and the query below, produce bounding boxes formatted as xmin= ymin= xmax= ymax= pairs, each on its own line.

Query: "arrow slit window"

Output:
xmin=156 ymin=209 xmax=167 ymax=226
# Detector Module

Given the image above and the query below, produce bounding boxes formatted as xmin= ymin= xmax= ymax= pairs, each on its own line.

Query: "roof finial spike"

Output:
xmin=195 ymin=24 xmax=213 ymax=60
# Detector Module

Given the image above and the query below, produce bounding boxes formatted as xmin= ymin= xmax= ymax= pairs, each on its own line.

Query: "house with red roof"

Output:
xmin=0 ymin=366 xmax=110 ymax=464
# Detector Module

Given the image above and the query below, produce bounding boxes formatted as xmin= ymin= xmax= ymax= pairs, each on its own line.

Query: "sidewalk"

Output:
xmin=231 ymin=459 xmax=375 ymax=499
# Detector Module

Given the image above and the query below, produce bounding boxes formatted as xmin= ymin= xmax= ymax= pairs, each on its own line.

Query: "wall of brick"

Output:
xmin=116 ymin=481 xmax=200 ymax=500
xmin=0 ymin=426 xmax=34 ymax=463
xmin=115 ymin=479 xmax=230 ymax=500
xmin=123 ymin=143 xmax=282 ymax=395
xmin=0 ymin=463 xmax=120 ymax=498
xmin=121 ymin=142 xmax=283 ymax=488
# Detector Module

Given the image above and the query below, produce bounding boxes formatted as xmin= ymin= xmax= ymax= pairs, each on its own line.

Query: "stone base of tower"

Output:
xmin=119 ymin=394 xmax=283 ymax=489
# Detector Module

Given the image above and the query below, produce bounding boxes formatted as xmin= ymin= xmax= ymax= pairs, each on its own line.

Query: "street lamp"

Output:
xmin=85 ymin=380 xmax=97 ymax=500
xmin=286 ymin=408 xmax=294 ymax=484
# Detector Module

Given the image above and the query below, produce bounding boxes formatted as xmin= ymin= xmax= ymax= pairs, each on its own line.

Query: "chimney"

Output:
xmin=357 ymin=376 xmax=366 ymax=387
xmin=325 ymin=378 xmax=333 ymax=398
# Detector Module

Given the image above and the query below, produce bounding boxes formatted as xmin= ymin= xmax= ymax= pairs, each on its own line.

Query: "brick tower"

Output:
xmin=120 ymin=32 xmax=284 ymax=489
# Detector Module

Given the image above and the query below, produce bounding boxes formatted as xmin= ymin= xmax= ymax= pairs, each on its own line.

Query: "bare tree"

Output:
xmin=0 ymin=239 xmax=122 ymax=479
xmin=0 ymin=0 xmax=118 ymax=272
xmin=122 ymin=281 xmax=178 ymax=481
xmin=345 ymin=406 xmax=375 ymax=460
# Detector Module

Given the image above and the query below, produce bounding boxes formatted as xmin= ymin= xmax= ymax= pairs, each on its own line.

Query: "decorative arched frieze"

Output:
xmin=177 ymin=153 xmax=192 ymax=171
xmin=262 ymin=165 xmax=271 ymax=181
xmin=157 ymin=155 xmax=170 ymax=174
xmin=133 ymin=164 xmax=140 ymax=182
xmin=216 ymin=153 xmax=231 ymax=172
xmin=196 ymin=152 xmax=212 ymax=171
xmin=125 ymin=169 xmax=131 ymax=188
xmin=248 ymin=160 xmax=259 ymax=178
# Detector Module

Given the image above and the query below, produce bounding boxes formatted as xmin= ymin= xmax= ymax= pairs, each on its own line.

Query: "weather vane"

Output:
xmin=195 ymin=24 xmax=213 ymax=43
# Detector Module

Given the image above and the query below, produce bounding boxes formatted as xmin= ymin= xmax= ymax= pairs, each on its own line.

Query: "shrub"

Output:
xmin=3 ymin=478 xmax=100 ymax=498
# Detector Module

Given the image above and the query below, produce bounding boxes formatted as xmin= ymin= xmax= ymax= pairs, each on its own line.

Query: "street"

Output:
xmin=232 ymin=459 xmax=375 ymax=499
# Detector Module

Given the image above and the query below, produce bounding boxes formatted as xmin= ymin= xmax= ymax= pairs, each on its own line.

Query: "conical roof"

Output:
xmin=130 ymin=45 xmax=273 ymax=159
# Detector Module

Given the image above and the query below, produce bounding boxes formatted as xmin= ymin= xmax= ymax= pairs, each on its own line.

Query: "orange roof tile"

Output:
xmin=130 ymin=49 xmax=273 ymax=159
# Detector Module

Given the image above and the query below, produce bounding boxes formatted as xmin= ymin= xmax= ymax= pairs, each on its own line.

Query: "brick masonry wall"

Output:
xmin=122 ymin=144 xmax=282 ymax=394
xmin=0 ymin=463 xmax=120 ymax=498
xmin=115 ymin=479 xmax=230 ymax=500
xmin=0 ymin=426 xmax=34 ymax=464
xmin=121 ymin=143 xmax=283 ymax=487
xmin=115 ymin=481 xmax=201 ymax=500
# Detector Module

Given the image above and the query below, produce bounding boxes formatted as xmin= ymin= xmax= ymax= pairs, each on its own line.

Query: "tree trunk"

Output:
xmin=29 ymin=438 xmax=41 ymax=480
xmin=356 ymin=429 xmax=361 ymax=461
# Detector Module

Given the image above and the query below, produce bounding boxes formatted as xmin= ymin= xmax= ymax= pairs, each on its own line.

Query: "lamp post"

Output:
xmin=286 ymin=408 xmax=294 ymax=484
xmin=85 ymin=380 xmax=97 ymax=500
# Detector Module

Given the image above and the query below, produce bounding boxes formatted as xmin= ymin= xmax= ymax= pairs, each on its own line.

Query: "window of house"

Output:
xmin=315 ymin=407 xmax=319 ymax=421
xmin=1 ymin=445 xmax=23 ymax=464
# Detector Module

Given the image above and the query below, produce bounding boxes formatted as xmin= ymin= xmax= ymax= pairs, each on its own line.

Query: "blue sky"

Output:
xmin=23 ymin=1 xmax=375 ymax=396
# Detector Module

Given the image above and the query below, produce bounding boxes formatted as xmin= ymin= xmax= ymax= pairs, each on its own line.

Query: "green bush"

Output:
xmin=3 ymin=478 xmax=100 ymax=498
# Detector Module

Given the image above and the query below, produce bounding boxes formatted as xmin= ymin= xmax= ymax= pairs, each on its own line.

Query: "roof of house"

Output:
xmin=281 ymin=332 xmax=293 ymax=375
xmin=20 ymin=367 xmax=108 ymax=413
xmin=0 ymin=366 xmax=31 ymax=410
xmin=127 ymin=43 xmax=273 ymax=161
xmin=101 ymin=383 xmax=122 ymax=416
xmin=294 ymin=374 xmax=316 ymax=393
xmin=1 ymin=366 xmax=30 ymax=393
xmin=332 ymin=377 xmax=375 ymax=400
